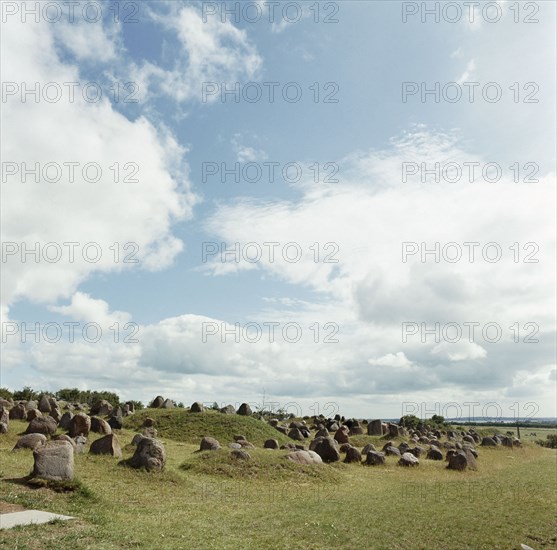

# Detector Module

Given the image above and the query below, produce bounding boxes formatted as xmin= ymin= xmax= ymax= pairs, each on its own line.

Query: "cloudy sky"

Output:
xmin=1 ymin=0 xmax=555 ymax=419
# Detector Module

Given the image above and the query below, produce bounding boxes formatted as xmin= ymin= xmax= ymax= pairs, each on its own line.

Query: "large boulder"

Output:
xmin=73 ymin=435 xmax=87 ymax=454
xmin=288 ymin=428 xmax=304 ymax=441
xmin=230 ymin=449 xmax=251 ymax=460
xmin=365 ymin=450 xmax=386 ymax=466
xmin=13 ymin=433 xmax=47 ymax=451
xmin=263 ymin=439 xmax=279 ymax=450
xmin=9 ymin=403 xmax=26 ymax=420
xmin=362 ymin=443 xmax=377 ymax=455
xmin=344 ymin=446 xmax=362 ymax=464
xmin=90 ymin=434 xmax=122 ymax=458
xmin=334 ymin=427 xmax=350 ymax=444
xmin=49 ymin=408 xmax=62 ymax=423
xmin=25 ymin=416 xmax=57 ymax=436
xmin=367 ymin=419 xmax=383 ymax=436
xmin=149 ymin=396 xmax=164 ymax=408
xmin=38 ymin=394 xmax=52 ymax=413
xmin=90 ymin=417 xmax=112 ymax=435
xmin=309 ymin=436 xmax=340 ymax=463
xmin=286 ymin=450 xmax=322 ymax=465
xmin=69 ymin=412 xmax=91 ymax=437
xmin=108 ymin=413 xmax=123 ymax=430
xmin=199 ymin=437 xmax=221 ymax=451
xmin=190 ymin=401 xmax=204 ymax=413
xmin=161 ymin=399 xmax=174 ymax=409
xmin=481 ymin=436 xmax=498 ymax=447
xmin=26 ymin=409 xmax=42 ymax=421
xmin=219 ymin=404 xmax=235 ymax=414
xmin=398 ymin=452 xmax=419 ymax=467
xmin=426 ymin=446 xmax=443 ymax=460
xmin=236 ymin=403 xmax=252 ymax=416
xmin=32 ymin=442 xmax=74 ymax=481
xmin=127 ymin=436 xmax=166 ymax=472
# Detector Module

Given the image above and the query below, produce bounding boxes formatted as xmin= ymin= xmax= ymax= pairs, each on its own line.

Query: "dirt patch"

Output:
xmin=0 ymin=500 xmax=26 ymax=513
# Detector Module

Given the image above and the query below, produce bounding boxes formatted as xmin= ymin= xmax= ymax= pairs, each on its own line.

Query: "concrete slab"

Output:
xmin=0 ymin=510 xmax=75 ymax=529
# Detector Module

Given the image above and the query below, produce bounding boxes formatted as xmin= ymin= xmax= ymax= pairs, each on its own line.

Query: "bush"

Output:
xmin=537 ymin=434 xmax=557 ymax=449
xmin=0 ymin=387 xmax=13 ymax=401
xmin=13 ymin=386 xmax=38 ymax=401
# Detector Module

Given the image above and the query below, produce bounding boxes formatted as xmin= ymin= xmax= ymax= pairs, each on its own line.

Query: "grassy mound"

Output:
xmin=123 ymin=409 xmax=291 ymax=446
xmin=181 ymin=448 xmax=346 ymax=483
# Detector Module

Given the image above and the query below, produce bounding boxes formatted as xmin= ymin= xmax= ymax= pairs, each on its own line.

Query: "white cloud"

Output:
xmin=369 ymin=352 xmax=413 ymax=368
xmin=1 ymin=16 xmax=198 ymax=310
xmin=431 ymin=341 xmax=487 ymax=362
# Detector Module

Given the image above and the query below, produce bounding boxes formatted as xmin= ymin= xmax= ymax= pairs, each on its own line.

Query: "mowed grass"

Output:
xmin=0 ymin=414 xmax=555 ymax=550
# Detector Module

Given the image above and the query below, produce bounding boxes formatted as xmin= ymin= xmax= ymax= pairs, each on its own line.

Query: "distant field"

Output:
xmin=1 ymin=411 xmax=556 ymax=549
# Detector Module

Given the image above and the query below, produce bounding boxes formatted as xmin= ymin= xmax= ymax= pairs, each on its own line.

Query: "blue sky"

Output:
xmin=1 ymin=1 xmax=556 ymax=418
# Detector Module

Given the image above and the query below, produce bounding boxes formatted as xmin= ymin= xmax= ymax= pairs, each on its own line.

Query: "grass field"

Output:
xmin=0 ymin=410 xmax=555 ymax=549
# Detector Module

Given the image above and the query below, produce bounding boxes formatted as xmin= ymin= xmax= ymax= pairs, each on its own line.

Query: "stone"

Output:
xmin=90 ymin=417 xmax=112 ymax=435
xmin=149 ymin=396 xmax=164 ymax=408
xmin=362 ymin=443 xmax=377 ymax=455
xmin=398 ymin=452 xmax=419 ymax=467
xmin=263 ymin=439 xmax=279 ymax=449
xmin=0 ymin=422 xmax=7 ymax=434
xmin=268 ymin=418 xmax=279 ymax=427
xmin=398 ymin=442 xmax=410 ymax=454
xmin=0 ymin=405 xmax=8 ymax=425
xmin=388 ymin=423 xmax=402 ymax=438
xmin=9 ymin=403 xmax=26 ymax=420
xmin=309 ymin=436 xmax=340 ymax=463
xmin=349 ymin=422 xmax=364 ymax=436
xmin=481 ymin=436 xmax=498 ymax=446
xmin=237 ymin=440 xmax=254 ymax=448
xmin=463 ymin=435 xmax=475 ymax=444
xmin=200 ymin=436 xmax=221 ymax=451
xmin=38 ymin=394 xmax=52 ymax=413
xmin=90 ymin=434 xmax=122 ymax=458
xmin=73 ymin=435 xmax=87 ymax=454
xmin=219 ymin=404 xmax=236 ymax=414
xmin=13 ymin=433 xmax=47 ymax=451
xmin=142 ymin=427 xmax=157 ymax=438
xmin=161 ymin=399 xmax=174 ymax=409
xmin=190 ymin=401 xmax=204 ymax=413
xmin=409 ymin=446 xmax=424 ymax=458
xmin=52 ymin=434 xmax=76 ymax=449
xmin=367 ymin=419 xmax=383 ymax=436
xmin=315 ymin=428 xmax=330 ymax=438
xmin=288 ymin=428 xmax=304 ymax=441
xmin=69 ymin=412 xmax=91 ymax=437
xmin=365 ymin=450 xmax=386 ymax=465
xmin=127 ymin=437 xmax=166 ymax=472
xmin=236 ymin=403 xmax=252 ymax=416
xmin=384 ymin=446 xmax=401 ymax=457
xmin=58 ymin=411 xmax=73 ymax=430
xmin=108 ymin=414 xmax=123 ymax=430
xmin=447 ymin=450 xmax=469 ymax=470
xmin=49 ymin=408 xmax=62 ymax=423
xmin=344 ymin=446 xmax=362 ymax=463
xmin=142 ymin=417 xmax=155 ymax=427
xmin=125 ymin=401 xmax=135 ymax=413
xmin=286 ymin=450 xmax=322 ymax=465
xmin=426 ymin=446 xmax=443 ymax=460
xmin=32 ymin=442 xmax=74 ymax=480
xmin=25 ymin=416 xmax=57 ymax=436
xmin=334 ymin=427 xmax=350 ymax=444
xmin=97 ymin=400 xmax=113 ymax=416
xmin=132 ymin=434 xmax=144 ymax=446
xmin=230 ymin=449 xmax=251 ymax=460
xmin=229 ymin=442 xmax=242 ymax=450
xmin=26 ymin=409 xmax=42 ymax=421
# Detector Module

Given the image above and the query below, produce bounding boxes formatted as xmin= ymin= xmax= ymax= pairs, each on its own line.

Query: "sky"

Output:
xmin=1 ymin=0 xmax=556 ymax=420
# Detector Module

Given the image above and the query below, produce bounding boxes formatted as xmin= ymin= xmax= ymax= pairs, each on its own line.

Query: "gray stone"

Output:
xmin=69 ymin=412 xmax=91 ymax=437
xmin=343 ymin=446 xmax=362 ymax=463
xmin=367 ymin=419 xmax=383 ymax=436
xmin=309 ymin=436 xmax=340 ymax=463
xmin=236 ymin=403 xmax=252 ymax=416
xmin=127 ymin=437 xmax=166 ymax=472
xmin=90 ymin=416 xmax=112 ymax=435
xmin=38 ymin=395 xmax=52 ymax=413
xmin=200 ymin=436 xmax=221 ymax=451
xmin=59 ymin=411 xmax=73 ymax=430
xmin=25 ymin=416 xmax=57 ymax=436
xmin=264 ymin=439 xmax=279 ymax=450
xmin=426 ymin=446 xmax=443 ymax=460
xmin=365 ymin=450 xmax=386 ymax=466
xmin=286 ymin=450 xmax=322 ymax=465
xmin=149 ymin=396 xmax=164 ymax=408
xmin=219 ymin=404 xmax=236 ymax=414
xmin=90 ymin=434 xmax=122 ymax=458
xmin=481 ymin=436 xmax=498 ymax=446
xmin=73 ymin=435 xmax=87 ymax=454
xmin=190 ymin=401 xmax=204 ymax=413
xmin=13 ymin=433 xmax=47 ymax=451
xmin=398 ymin=452 xmax=419 ymax=467
xmin=32 ymin=442 xmax=74 ymax=481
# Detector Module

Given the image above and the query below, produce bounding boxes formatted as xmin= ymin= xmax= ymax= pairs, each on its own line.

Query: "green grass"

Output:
xmin=0 ymin=418 xmax=556 ymax=549
xmin=123 ymin=408 xmax=292 ymax=446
